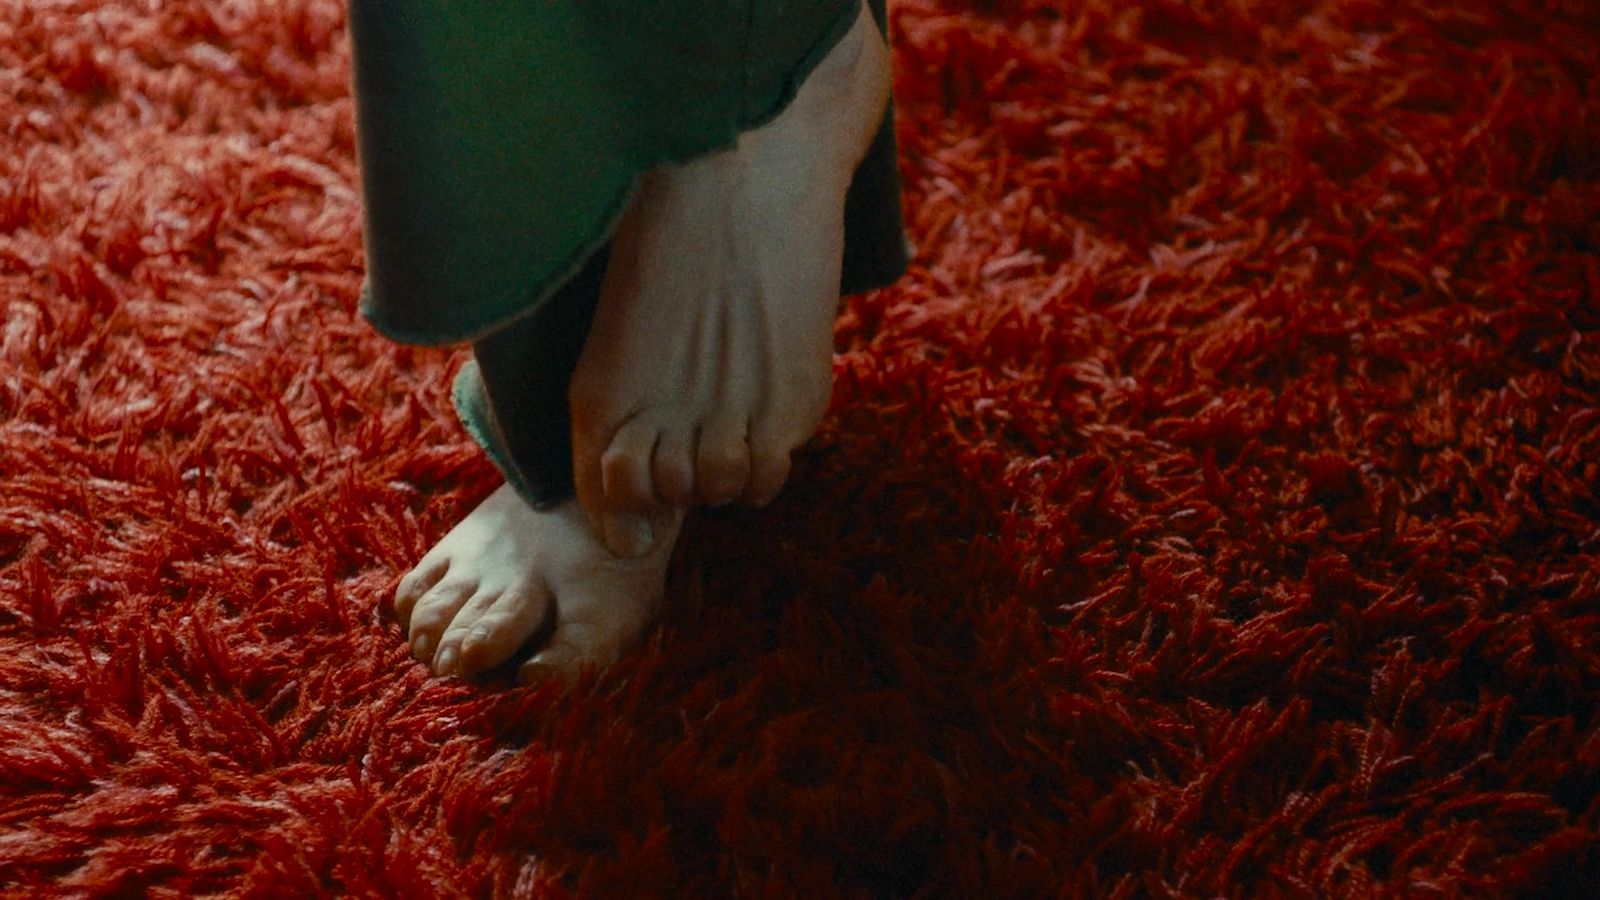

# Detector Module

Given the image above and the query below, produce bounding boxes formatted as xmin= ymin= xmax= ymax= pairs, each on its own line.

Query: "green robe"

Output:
xmin=349 ymin=0 xmax=907 ymax=504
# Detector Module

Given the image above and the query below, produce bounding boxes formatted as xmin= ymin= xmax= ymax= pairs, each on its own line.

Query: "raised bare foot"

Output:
xmin=569 ymin=2 xmax=893 ymax=557
xmin=393 ymin=484 xmax=681 ymax=683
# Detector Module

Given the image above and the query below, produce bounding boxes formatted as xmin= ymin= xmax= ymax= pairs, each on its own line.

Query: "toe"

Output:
xmin=394 ymin=555 xmax=449 ymax=630
xmin=652 ymin=425 xmax=697 ymax=507
xmin=456 ymin=583 xmax=555 ymax=674
xmin=587 ymin=415 xmax=664 ymax=558
xmin=742 ymin=377 xmax=827 ymax=505
xmin=431 ymin=588 xmax=503 ymax=677
xmin=743 ymin=439 xmax=793 ymax=506
xmin=601 ymin=417 xmax=659 ymax=512
xmin=406 ymin=578 xmax=477 ymax=665
xmin=696 ymin=414 xmax=751 ymax=506
xmin=517 ymin=642 xmax=583 ymax=687
xmin=517 ymin=621 xmax=611 ymax=687
xmin=516 ymin=554 xmax=668 ymax=686
xmin=569 ymin=397 xmax=613 ymax=557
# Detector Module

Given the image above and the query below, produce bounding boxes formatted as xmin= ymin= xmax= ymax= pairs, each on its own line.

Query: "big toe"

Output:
xmin=743 ymin=438 xmax=793 ymax=507
xmin=517 ymin=620 xmax=628 ymax=688
xmin=742 ymin=399 xmax=822 ymax=505
xmin=514 ymin=515 xmax=676 ymax=686
xmin=696 ymin=414 xmax=751 ymax=506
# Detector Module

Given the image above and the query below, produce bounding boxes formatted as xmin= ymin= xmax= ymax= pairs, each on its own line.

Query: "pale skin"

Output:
xmin=392 ymin=3 xmax=893 ymax=684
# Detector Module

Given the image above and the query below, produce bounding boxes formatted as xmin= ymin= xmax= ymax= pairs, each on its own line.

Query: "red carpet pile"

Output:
xmin=3 ymin=0 xmax=1598 ymax=895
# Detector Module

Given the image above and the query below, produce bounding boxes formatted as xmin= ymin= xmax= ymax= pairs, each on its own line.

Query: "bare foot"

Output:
xmin=569 ymin=2 xmax=893 ymax=557
xmin=393 ymin=484 xmax=681 ymax=683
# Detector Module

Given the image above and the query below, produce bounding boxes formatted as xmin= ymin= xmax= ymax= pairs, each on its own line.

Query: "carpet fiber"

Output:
xmin=3 ymin=0 xmax=1599 ymax=896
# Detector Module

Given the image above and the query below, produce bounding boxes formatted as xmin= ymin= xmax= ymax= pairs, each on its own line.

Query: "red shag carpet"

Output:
xmin=3 ymin=0 xmax=1599 ymax=896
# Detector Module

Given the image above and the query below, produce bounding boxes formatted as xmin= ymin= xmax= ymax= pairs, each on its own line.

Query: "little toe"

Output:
xmin=594 ymin=418 xmax=667 ymax=558
xmin=696 ymin=414 xmax=752 ymax=506
xmin=394 ymin=556 xmax=449 ymax=629
xmin=652 ymin=425 xmax=697 ymax=507
xmin=601 ymin=417 xmax=660 ymax=512
xmin=406 ymin=578 xmax=477 ymax=664
xmin=457 ymin=584 xmax=554 ymax=674
xmin=571 ymin=411 xmax=609 ymax=545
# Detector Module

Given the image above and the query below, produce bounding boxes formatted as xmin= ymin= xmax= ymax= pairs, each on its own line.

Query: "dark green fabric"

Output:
xmin=352 ymin=0 xmax=870 ymax=345
xmin=455 ymin=245 xmax=609 ymax=508
xmin=351 ymin=0 xmax=909 ymax=506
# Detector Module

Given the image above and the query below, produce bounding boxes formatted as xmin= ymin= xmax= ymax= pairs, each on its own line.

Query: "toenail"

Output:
xmin=603 ymin=512 xmax=655 ymax=558
xmin=435 ymin=646 xmax=458 ymax=676
xmin=519 ymin=662 xmax=558 ymax=685
xmin=520 ymin=658 xmax=578 ymax=688
xmin=411 ymin=634 xmax=432 ymax=661
xmin=465 ymin=626 xmax=489 ymax=648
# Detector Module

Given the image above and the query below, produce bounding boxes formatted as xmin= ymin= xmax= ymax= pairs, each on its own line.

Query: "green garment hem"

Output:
xmin=352 ymin=0 xmax=880 ymax=347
